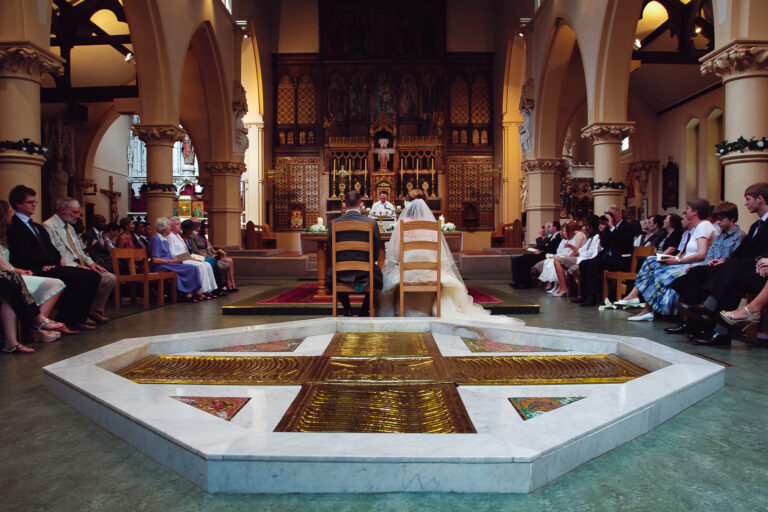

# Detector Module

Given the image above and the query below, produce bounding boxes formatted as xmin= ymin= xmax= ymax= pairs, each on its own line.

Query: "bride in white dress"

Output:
xmin=379 ymin=190 xmax=523 ymax=325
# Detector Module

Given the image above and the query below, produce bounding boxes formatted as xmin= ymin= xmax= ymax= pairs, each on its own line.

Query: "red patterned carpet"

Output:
xmin=259 ymin=283 xmax=502 ymax=304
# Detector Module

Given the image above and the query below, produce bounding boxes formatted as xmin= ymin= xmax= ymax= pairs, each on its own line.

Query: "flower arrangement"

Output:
xmin=442 ymin=222 xmax=456 ymax=232
xmin=716 ymin=136 xmax=768 ymax=156
xmin=590 ymin=178 xmax=626 ymax=191
xmin=385 ymin=224 xmax=395 ymax=232
xmin=140 ymin=182 xmax=176 ymax=193
xmin=307 ymin=224 xmax=327 ymax=233
xmin=0 ymin=139 xmax=48 ymax=156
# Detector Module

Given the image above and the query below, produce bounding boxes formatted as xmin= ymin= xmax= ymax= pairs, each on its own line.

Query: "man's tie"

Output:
xmin=28 ymin=219 xmax=47 ymax=254
xmin=65 ymin=225 xmax=86 ymax=266
xmin=753 ymin=219 xmax=763 ymax=239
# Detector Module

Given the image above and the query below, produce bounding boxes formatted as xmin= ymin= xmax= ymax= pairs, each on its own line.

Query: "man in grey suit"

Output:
xmin=43 ymin=197 xmax=116 ymax=323
xmin=325 ymin=190 xmax=383 ymax=316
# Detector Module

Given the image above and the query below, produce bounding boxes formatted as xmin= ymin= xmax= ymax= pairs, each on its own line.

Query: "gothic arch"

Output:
xmin=178 ymin=21 xmax=233 ymax=165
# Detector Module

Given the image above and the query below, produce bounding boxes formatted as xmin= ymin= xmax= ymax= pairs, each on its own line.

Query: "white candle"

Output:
xmin=439 ymin=215 xmax=445 ymax=227
xmin=317 ymin=217 xmax=324 ymax=227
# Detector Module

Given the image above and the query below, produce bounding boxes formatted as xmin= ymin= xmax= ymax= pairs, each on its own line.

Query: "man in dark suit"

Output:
xmin=82 ymin=214 xmax=115 ymax=272
xmin=679 ymin=182 xmax=768 ymax=346
xmin=577 ymin=205 xmax=634 ymax=307
xmin=325 ymin=190 xmax=383 ymax=316
xmin=7 ymin=185 xmax=101 ymax=332
xmin=510 ymin=221 xmax=561 ymax=288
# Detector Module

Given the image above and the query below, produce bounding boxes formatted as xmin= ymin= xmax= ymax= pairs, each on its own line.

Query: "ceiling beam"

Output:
xmin=631 ymin=50 xmax=707 ymax=65
xmin=41 ymin=85 xmax=138 ymax=103
xmin=50 ymin=35 xmax=132 ymax=47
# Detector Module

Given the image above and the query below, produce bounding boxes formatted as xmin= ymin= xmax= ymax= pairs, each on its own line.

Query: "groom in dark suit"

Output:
xmin=7 ymin=185 xmax=100 ymax=332
xmin=325 ymin=190 xmax=383 ymax=316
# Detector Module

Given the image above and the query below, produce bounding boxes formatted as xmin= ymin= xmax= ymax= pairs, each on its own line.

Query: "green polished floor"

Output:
xmin=2 ymin=282 xmax=766 ymax=511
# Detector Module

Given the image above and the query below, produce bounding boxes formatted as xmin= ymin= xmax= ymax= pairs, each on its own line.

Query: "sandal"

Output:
xmin=30 ymin=329 xmax=61 ymax=343
xmin=34 ymin=317 xmax=66 ymax=331
xmin=720 ymin=306 xmax=761 ymax=329
xmin=183 ymin=295 xmax=200 ymax=303
xmin=3 ymin=343 xmax=35 ymax=354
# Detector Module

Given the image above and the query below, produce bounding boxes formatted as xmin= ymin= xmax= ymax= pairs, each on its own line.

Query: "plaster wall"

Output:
xmin=655 ymin=87 xmax=725 ymax=216
xmin=447 ymin=0 xmax=495 ymax=52
xmin=711 ymin=0 xmax=768 ymax=50
xmin=92 ymin=115 xmax=131 ymax=220
xmin=277 ymin=0 xmax=318 ymax=53
xmin=0 ymin=0 xmax=51 ymax=44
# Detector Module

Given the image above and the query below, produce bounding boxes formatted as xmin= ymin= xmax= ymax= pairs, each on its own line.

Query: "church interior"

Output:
xmin=1 ymin=0 xmax=767 ymax=508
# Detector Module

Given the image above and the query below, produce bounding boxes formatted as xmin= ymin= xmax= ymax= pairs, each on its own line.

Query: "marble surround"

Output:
xmin=44 ymin=318 xmax=724 ymax=493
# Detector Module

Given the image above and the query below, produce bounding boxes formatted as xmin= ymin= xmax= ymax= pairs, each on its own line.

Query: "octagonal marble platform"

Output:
xmin=43 ymin=318 xmax=724 ymax=494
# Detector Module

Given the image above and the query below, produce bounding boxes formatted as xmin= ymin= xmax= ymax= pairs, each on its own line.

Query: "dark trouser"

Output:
xmin=336 ymin=293 xmax=371 ymax=314
xmin=703 ymin=257 xmax=768 ymax=312
xmin=579 ymin=255 xmax=631 ymax=300
xmin=669 ymin=265 xmax=713 ymax=305
xmin=40 ymin=266 xmax=100 ymax=325
xmin=511 ymin=253 xmax=546 ymax=285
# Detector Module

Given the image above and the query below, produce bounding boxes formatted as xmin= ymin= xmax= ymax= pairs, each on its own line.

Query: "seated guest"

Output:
xmin=553 ymin=215 xmax=601 ymax=298
xmin=675 ymin=183 xmax=768 ymax=345
xmin=7 ymin=185 xmax=100 ymax=333
xmin=631 ymin=220 xmax=644 ymax=246
xmin=116 ymin=217 xmax=135 ymax=248
xmin=658 ymin=214 xmax=684 ymax=255
xmin=577 ymin=205 xmax=635 ymax=307
xmin=0 ymin=287 xmax=66 ymax=354
xmin=180 ymin=219 xmax=226 ymax=293
xmin=44 ymin=197 xmax=117 ymax=324
xmin=132 ymin=221 xmax=149 ymax=249
xmin=82 ymin=214 xmax=114 ymax=272
xmin=615 ymin=199 xmax=715 ymax=321
xmin=194 ymin=221 xmax=239 ymax=292
xmin=644 ymin=215 xmax=667 ymax=248
xmin=511 ymin=221 xmax=561 ymax=288
xmin=537 ymin=222 xmax=584 ymax=292
xmin=327 ymin=189 xmax=382 ymax=316
xmin=104 ymin=222 xmax=120 ymax=247
xmin=664 ymin=202 xmax=744 ymax=335
xmin=167 ymin=217 xmax=218 ymax=297
xmin=0 ymin=199 xmax=65 ymax=344
xmin=148 ymin=217 xmax=203 ymax=302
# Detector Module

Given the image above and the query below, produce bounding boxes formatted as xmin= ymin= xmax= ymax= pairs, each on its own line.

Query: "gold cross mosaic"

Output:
xmin=116 ymin=332 xmax=649 ymax=434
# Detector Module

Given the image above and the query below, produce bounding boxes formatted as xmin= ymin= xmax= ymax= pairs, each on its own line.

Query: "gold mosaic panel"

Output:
xmin=297 ymin=75 xmax=316 ymax=124
xmin=324 ymin=331 xmax=437 ymax=357
xmin=471 ymin=75 xmax=490 ymax=124
xmin=446 ymin=155 xmax=495 ymax=229
xmin=115 ymin=355 xmax=322 ymax=385
xmin=277 ymin=75 xmax=295 ymax=125
xmin=317 ymin=357 xmax=445 ymax=383
xmin=274 ymin=384 xmax=476 ymax=433
xmin=444 ymin=354 xmax=648 ymax=385
xmin=450 ymin=77 xmax=469 ymax=124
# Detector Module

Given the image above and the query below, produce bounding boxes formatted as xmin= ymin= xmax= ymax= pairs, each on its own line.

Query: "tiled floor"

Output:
xmin=2 ymin=281 xmax=766 ymax=511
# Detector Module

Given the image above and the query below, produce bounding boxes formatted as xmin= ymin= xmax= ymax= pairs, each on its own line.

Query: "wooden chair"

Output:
xmin=331 ymin=221 xmax=375 ymax=317
xmin=111 ymin=248 xmax=177 ymax=309
xmin=602 ymin=245 xmax=657 ymax=301
xmin=400 ymin=220 xmax=442 ymax=317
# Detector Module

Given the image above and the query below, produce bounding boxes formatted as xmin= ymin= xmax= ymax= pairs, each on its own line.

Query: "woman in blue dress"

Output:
xmin=149 ymin=217 xmax=203 ymax=302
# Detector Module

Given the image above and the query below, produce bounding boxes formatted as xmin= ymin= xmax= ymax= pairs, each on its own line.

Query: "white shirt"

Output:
xmin=369 ymin=200 xmax=395 ymax=218
xmin=576 ymin=234 xmax=602 ymax=264
xmin=684 ymin=220 xmax=716 ymax=257
xmin=167 ymin=232 xmax=189 ymax=256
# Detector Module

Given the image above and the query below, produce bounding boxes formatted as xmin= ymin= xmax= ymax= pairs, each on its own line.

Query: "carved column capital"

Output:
xmin=0 ymin=43 xmax=64 ymax=82
xmin=205 ymin=161 xmax=247 ymax=176
xmin=131 ymin=124 xmax=186 ymax=146
xmin=581 ymin=122 xmax=635 ymax=143
xmin=701 ymin=41 xmax=768 ymax=81
xmin=521 ymin=158 xmax=568 ymax=175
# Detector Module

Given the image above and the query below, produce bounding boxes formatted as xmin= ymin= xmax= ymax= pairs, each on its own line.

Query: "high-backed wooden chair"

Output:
xmin=331 ymin=221 xmax=375 ymax=317
xmin=400 ymin=220 xmax=442 ymax=317
xmin=602 ymin=245 xmax=657 ymax=301
xmin=111 ymin=248 xmax=177 ymax=309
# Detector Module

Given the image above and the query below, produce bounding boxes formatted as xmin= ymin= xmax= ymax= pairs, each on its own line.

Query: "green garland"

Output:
xmin=590 ymin=179 xmax=626 ymax=191
xmin=0 ymin=139 xmax=48 ymax=156
xmin=716 ymin=136 xmax=768 ymax=156
xmin=140 ymin=182 xmax=176 ymax=193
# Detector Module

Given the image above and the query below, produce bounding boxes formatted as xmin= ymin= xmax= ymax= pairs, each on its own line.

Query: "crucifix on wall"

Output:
xmin=373 ymin=138 xmax=394 ymax=171
xmin=100 ymin=176 xmax=122 ymax=223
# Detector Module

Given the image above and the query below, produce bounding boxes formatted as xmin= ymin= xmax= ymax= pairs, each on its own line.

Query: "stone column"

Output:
xmin=0 ymin=44 xmax=64 ymax=219
xmin=244 ymin=121 xmax=264 ymax=225
xmin=701 ymin=42 xmax=768 ymax=222
xmin=581 ymin=122 xmax=635 ymax=215
xmin=205 ymin=161 xmax=246 ymax=249
xmin=522 ymin=158 xmax=568 ymax=242
xmin=131 ymin=124 xmax=185 ymax=227
xmin=502 ymin=120 xmax=523 ymax=224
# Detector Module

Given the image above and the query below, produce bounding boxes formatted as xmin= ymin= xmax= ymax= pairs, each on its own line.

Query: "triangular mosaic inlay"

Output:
xmin=462 ymin=337 xmax=566 ymax=353
xmin=206 ymin=338 xmax=305 ymax=352
xmin=508 ymin=396 xmax=584 ymax=420
xmin=171 ymin=396 xmax=250 ymax=421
